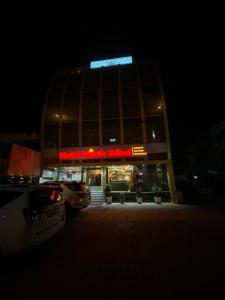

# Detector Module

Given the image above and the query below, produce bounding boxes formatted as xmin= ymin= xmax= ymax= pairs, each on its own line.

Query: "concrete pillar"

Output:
xmin=167 ymin=161 xmax=178 ymax=203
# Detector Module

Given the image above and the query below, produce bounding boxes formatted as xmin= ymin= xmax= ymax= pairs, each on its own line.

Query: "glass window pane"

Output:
xmin=136 ymin=164 xmax=170 ymax=193
xmin=44 ymin=95 xmax=61 ymax=123
xmin=44 ymin=124 xmax=59 ymax=148
xmin=122 ymin=89 xmax=140 ymax=117
xmin=82 ymin=92 xmax=99 ymax=120
xmin=82 ymin=121 xmax=99 ymax=146
xmin=102 ymin=91 xmax=119 ymax=119
xmin=143 ymin=88 xmax=163 ymax=116
xmin=61 ymin=122 xmax=78 ymax=147
xmin=62 ymin=95 xmax=79 ymax=122
xmin=124 ymin=118 xmax=143 ymax=144
xmin=121 ymin=68 xmax=137 ymax=88
xmin=145 ymin=116 xmax=166 ymax=142
xmin=102 ymin=70 xmax=117 ymax=90
xmin=102 ymin=119 xmax=120 ymax=145
xmin=84 ymin=72 xmax=99 ymax=91
xmin=66 ymin=75 xmax=82 ymax=94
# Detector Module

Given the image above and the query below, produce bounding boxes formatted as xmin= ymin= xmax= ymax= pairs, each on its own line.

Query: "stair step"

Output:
xmin=90 ymin=191 xmax=105 ymax=204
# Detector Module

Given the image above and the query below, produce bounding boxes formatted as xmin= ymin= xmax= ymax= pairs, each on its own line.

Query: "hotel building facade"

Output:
xmin=40 ymin=57 xmax=177 ymax=203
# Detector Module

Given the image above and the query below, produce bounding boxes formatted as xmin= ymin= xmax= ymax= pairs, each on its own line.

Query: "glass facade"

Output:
xmin=41 ymin=60 xmax=176 ymax=203
xmin=43 ymin=64 xmax=167 ymax=149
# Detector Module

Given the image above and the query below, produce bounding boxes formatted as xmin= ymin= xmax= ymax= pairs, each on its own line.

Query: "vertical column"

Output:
xmin=155 ymin=63 xmax=178 ymax=202
xmin=78 ymin=74 xmax=85 ymax=147
xmin=41 ymin=79 xmax=54 ymax=171
xmin=136 ymin=66 xmax=147 ymax=144
xmin=118 ymin=69 xmax=124 ymax=144
xmin=155 ymin=63 xmax=172 ymax=160
xmin=167 ymin=161 xmax=178 ymax=203
xmin=59 ymin=77 xmax=69 ymax=153
xmin=99 ymin=71 xmax=103 ymax=145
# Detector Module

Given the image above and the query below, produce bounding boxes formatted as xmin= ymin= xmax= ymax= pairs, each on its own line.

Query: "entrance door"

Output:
xmin=86 ymin=168 xmax=102 ymax=191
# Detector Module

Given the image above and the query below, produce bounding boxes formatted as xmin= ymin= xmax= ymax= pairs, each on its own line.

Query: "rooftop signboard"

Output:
xmin=90 ymin=56 xmax=133 ymax=69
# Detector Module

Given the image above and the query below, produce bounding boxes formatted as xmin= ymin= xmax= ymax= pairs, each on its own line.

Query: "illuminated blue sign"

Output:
xmin=90 ymin=56 xmax=133 ymax=69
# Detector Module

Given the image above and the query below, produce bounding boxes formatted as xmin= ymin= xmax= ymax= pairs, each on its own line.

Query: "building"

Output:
xmin=41 ymin=56 xmax=177 ymax=203
xmin=0 ymin=132 xmax=41 ymax=183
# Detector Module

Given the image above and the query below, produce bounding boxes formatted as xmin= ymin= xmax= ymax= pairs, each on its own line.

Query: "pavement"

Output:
xmin=1 ymin=202 xmax=225 ymax=299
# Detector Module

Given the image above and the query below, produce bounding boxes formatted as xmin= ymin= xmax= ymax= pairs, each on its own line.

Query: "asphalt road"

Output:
xmin=1 ymin=203 xmax=225 ymax=299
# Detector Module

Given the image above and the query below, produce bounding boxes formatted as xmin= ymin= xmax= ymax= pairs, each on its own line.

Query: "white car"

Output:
xmin=0 ymin=184 xmax=66 ymax=255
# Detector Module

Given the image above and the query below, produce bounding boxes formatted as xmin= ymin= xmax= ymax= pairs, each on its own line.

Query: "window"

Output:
xmin=143 ymin=88 xmax=163 ymax=117
xmin=44 ymin=124 xmax=59 ymax=148
xmin=84 ymin=72 xmax=99 ymax=92
xmin=62 ymin=95 xmax=79 ymax=122
xmin=44 ymin=95 xmax=61 ymax=123
xmin=122 ymin=88 xmax=140 ymax=118
xmin=0 ymin=190 xmax=24 ymax=208
xmin=82 ymin=92 xmax=99 ymax=120
xmin=124 ymin=118 xmax=143 ymax=144
xmin=102 ymin=91 xmax=119 ymax=119
xmin=121 ymin=68 xmax=137 ymax=88
xmin=102 ymin=70 xmax=118 ymax=90
xmin=82 ymin=121 xmax=99 ymax=146
xmin=108 ymin=166 xmax=133 ymax=183
xmin=145 ymin=116 xmax=166 ymax=142
xmin=66 ymin=75 xmax=82 ymax=94
xmin=102 ymin=119 xmax=120 ymax=145
xmin=61 ymin=122 xmax=78 ymax=147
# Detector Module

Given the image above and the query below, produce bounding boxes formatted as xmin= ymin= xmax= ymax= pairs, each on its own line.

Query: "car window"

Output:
xmin=0 ymin=190 xmax=24 ymax=208
xmin=64 ymin=182 xmax=83 ymax=191
xmin=29 ymin=188 xmax=63 ymax=209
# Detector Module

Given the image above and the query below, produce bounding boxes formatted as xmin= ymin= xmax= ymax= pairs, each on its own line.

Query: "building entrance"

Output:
xmin=86 ymin=168 xmax=102 ymax=191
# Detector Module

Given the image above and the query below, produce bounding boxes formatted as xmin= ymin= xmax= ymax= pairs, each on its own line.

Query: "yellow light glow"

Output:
xmin=133 ymin=152 xmax=148 ymax=156
xmin=88 ymin=148 xmax=94 ymax=152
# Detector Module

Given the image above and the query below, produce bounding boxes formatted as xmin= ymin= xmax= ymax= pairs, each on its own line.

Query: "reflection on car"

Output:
xmin=41 ymin=181 xmax=91 ymax=212
xmin=0 ymin=184 xmax=66 ymax=255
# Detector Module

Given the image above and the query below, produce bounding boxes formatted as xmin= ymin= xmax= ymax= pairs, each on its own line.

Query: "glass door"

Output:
xmin=86 ymin=168 xmax=102 ymax=191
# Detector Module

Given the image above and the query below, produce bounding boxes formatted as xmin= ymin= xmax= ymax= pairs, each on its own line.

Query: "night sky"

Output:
xmin=1 ymin=8 xmax=225 ymax=164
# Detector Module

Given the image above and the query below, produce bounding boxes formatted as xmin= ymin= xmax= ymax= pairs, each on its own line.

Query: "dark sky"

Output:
xmin=0 ymin=7 xmax=225 ymax=159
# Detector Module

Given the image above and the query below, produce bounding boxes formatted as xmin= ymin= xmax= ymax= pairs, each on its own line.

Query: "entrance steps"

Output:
xmin=90 ymin=191 xmax=105 ymax=205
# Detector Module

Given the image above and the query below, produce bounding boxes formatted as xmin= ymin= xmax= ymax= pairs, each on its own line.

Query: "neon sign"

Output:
xmin=90 ymin=56 xmax=133 ymax=69
xmin=60 ymin=147 xmax=133 ymax=160
xmin=132 ymin=146 xmax=147 ymax=156
xmin=59 ymin=145 xmax=148 ymax=160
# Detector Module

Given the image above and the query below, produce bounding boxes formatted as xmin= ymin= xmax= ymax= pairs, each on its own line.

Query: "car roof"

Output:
xmin=0 ymin=184 xmax=62 ymax=191
xmin=43 ymin=181 xmax=86 ymax=184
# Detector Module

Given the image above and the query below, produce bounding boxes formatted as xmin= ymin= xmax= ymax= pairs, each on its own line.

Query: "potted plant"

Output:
xmin=151 ymin=184 xmax=162 ymax=204
xmin=136 ymin=190 xmax=143 ymax=204
xmin=104 ymin=184 xmax=112 ymax=204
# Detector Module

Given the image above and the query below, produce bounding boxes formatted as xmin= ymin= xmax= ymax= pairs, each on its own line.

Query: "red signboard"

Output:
xmin=59 ymin=145 xmax=147 ymax=160
xmin=60 ymin=148 xmax=132 ymax=160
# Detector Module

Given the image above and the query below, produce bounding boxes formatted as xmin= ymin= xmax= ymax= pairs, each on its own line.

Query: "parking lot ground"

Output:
xmin=1 ymin=202 xmax=225 ymax=299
